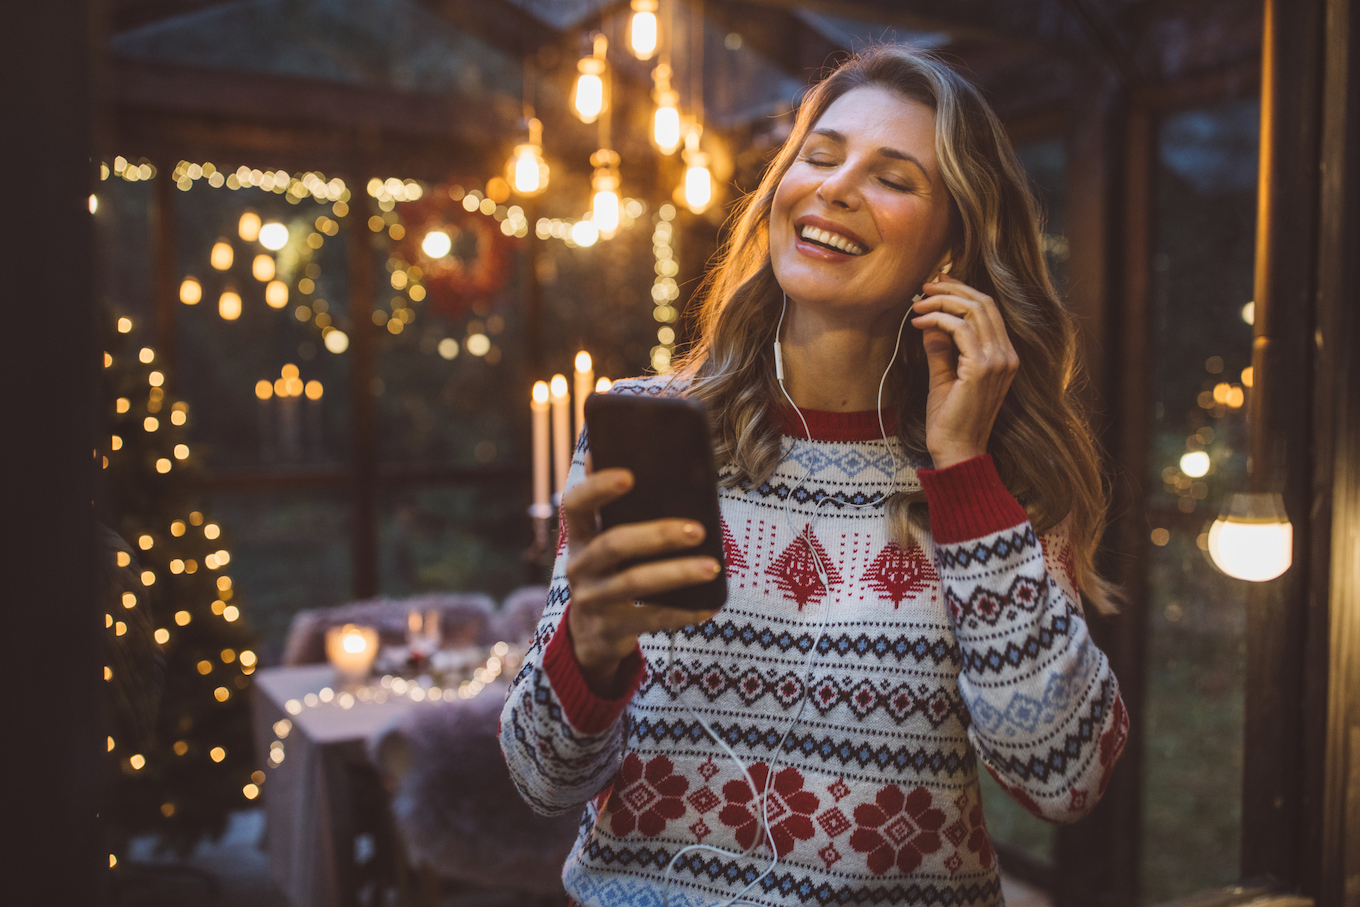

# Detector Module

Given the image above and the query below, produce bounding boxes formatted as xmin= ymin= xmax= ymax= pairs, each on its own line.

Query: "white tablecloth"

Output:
xmin=252 ymin=665 xmax=430 ymax=907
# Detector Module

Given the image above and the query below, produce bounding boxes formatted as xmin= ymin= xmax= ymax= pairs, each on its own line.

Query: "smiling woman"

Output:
xmin=500 ymin=45 xmax=1127 ymax=907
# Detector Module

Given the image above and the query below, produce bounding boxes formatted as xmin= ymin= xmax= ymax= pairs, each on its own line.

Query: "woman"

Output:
xmin=501 ymin=45 xmax=1127 ymax=907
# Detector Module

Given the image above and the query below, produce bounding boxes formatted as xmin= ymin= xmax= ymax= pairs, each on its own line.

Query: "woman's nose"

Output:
xmin=815 ymin=165 xmax=861 ymax=210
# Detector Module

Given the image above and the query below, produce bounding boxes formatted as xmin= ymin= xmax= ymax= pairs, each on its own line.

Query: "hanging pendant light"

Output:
xmin=1207 ymin=492 xmax=1292 ymax=581
xmin=681 ymin=125 xmax=712 ymax=214
xmin=589 ymin=149 xmax=621 ymax=239
xmin=651 ymin=63 xmax=681 ymax=154
xmin=572 ymin=35 xmax=608 ymax=124
xmin=628 ymin=0 xmax=659 ymax=60
xmin=506 ymin=117 xmax=549 ymax=197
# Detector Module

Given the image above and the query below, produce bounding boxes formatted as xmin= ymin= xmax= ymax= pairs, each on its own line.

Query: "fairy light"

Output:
xmin=219 ymin=290 xmax=242 ymax=321
xmin=258 ymin=223 xmax=289 ymax=251
xmin=210 ymin=241 xmax=233 ymax=271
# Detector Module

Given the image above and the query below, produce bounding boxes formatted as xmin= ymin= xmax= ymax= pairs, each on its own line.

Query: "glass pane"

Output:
xmin=174 ymin=181 xmax=354 ymax=470
xmin=1014 ymin=138 xmax=1069 ymax=291
xmin=1141 ymin=97 xmax=1259 ymax=902
xmin=96 ymin=168 xmax=155 ymax=345
xmin=380 ymin=484 xmax=534 ymax=602
xmin=208 ymin=490 xmax=352 ymax=664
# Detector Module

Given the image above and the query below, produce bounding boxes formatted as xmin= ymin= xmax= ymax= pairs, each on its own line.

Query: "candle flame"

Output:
xmin=532 ymin=381 xmax=550 ymax=404
xmin=575 ymin=351 xmax=592 ymax=373
xmin=550 ymin=374 xmax=569 ymax=398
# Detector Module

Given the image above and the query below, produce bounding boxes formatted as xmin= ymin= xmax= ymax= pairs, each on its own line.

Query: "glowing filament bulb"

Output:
xmin=682 ymin=127 xmax=712 ymax=214
xmin=210 ymin=241 xmax=233 ymax=271
xmin=653 ymin=99 xmax=681 ymax=154
xmin=219 ymin=290 xmax=242 ymax=321
xmin=572 ymin=37 xmax=608 ymax=124
xmin=589 ymin=149 xmax=621 ymax=239
xmin=238 ymin=211 xmax=261 ymax=242
xmin=179 ymin=277 xmax=202 ymax=305
xmin=252 ymin=254 xmax=275 ymax=282
xmin=628 ymin=0 xmax=658 ymax=59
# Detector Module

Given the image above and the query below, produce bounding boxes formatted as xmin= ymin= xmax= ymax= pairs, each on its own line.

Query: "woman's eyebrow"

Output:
xmin=809 ymin=127 xmax=929 ymax=176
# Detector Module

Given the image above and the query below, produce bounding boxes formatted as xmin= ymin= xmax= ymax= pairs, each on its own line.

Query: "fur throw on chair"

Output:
xmin=369 ymin=683 xmax=579 ymax=895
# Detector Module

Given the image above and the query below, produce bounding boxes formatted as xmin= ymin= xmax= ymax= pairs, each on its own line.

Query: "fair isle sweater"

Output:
xmin=500 ymin=376 xmax=1128 ymax=907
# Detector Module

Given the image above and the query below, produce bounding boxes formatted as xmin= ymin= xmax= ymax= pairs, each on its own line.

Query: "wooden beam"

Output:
xmin=1239 ymin=0 xmax=1327 ymax=887
xmin=107 ymin=57 xmax=520 ymax=146
xmin=1308 ymin=0 xmax=1360 ymax=899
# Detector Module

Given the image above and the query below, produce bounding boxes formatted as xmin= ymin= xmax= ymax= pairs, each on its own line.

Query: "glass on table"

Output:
xmin=406 ymin=608 xmax=442 ymax=659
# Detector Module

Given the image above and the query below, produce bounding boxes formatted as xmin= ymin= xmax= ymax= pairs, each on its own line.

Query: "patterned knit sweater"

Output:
xmin=500 ymin=376 xmax=1128 ymax=907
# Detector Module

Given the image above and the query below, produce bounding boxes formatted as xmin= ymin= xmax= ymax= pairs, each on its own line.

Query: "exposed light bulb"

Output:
xmin=1207 ymin=492 xmax=1293 ymax=582
xmin=218 ymin=290 xmax=242 ymax=321
xmin=238 ymin=211 xmax=261 ymax=242
xmin=179 ymin=277 xmax=202 ymax=306
xmin=681 ymin=126 xmax=713 ymax=213
xmin=570 ymin=219 xmax=600 ymax=247
xmin=589 ymin=149 xmax=621 ymax=239
xmin=629 ymin=0 xmax=659 ymax=59
xmin=506 ymin=118 xmax=549 ymax=196
xmin=653 ymin=99 xmax=681 ymax=154
xmin=572 ymin=36 xmax=608 ymax=124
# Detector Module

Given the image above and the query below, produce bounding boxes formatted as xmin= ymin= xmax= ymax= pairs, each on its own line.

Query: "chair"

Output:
xmin=368 ymin=682 xmax=579 ymax=906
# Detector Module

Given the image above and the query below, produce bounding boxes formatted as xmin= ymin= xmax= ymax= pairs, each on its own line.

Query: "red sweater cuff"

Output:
xmin=542 ymin=605 xmax=646 ymax=734
xmin=917 ymin=455 xmax=1029 ymax=545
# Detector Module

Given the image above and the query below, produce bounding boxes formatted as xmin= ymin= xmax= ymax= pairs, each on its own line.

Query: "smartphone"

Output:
xmin=583 ymin=393 xmax=727 ymax=612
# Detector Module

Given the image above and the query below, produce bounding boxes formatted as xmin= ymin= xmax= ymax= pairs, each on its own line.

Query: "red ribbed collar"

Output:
xmin=779 ymin=405 xmax=898 ymax=442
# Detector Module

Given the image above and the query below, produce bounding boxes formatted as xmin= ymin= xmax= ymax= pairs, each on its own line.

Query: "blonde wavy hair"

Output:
xmin=675 ymin=45 xmax=1120 ymax=615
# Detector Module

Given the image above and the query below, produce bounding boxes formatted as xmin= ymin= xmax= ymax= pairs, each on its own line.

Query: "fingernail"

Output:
xmin=708 ymin=559 xmax=722 ymax=576
xmin=683 ymin=522 xmax=703 ymax=538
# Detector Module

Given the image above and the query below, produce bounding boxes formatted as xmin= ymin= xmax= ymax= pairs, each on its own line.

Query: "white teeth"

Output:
xmin=799 ymin=225 xmax=864 ymax=255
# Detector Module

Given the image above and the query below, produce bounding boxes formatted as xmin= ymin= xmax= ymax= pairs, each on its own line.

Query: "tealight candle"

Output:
xmin=325 ymin=624 xmax=378 ymax=683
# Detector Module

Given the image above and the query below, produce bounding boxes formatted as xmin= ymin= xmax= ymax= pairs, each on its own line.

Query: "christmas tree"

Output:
xmin=100 ymin=314 xmax=260 ymax=858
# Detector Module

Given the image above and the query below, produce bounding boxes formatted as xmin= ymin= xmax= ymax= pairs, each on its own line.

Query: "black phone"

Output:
xmin=583 ymin=393 xmax=727 ymax=612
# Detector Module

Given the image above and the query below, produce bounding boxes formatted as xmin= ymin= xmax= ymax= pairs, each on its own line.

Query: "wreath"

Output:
xmin=394 ymin=186 xmax=515 ymax=321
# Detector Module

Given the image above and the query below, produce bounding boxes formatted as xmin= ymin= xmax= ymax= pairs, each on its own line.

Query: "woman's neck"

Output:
xmin=779 ymin=302 xmax=909 ymax=412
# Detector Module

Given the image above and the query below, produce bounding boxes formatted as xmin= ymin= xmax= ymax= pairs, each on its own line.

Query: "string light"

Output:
xmin=572 ymin=35 xmax=608 ymax=124
xmin=421 ymin=230 xmax=452 ymax=259
xmin=628 ymin=0 xmax=659 ymax=59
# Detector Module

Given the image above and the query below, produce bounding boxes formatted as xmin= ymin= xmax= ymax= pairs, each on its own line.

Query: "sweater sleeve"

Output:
xmin=918 ymin=455 xmax=1128 ymax=823
xmin=498 ymin=432 xmax=648 ymax=818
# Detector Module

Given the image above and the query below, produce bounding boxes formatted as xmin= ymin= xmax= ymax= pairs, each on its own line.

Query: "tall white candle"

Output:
xmin=531 ymin=381 xmax=551 ymax=516
xmin=574 ymin=351 xmax=593 ymax=442
xmin=550 ymin=373 xmax=571 ymax=500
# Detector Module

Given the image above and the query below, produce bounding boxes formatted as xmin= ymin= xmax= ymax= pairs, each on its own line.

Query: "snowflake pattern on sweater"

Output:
xmin=501 ymin=376 xmax=1127 ymax=907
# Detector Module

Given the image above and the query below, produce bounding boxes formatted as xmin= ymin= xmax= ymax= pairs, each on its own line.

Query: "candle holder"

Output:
xmin=325 ymin=623 xmax=379 ymax=685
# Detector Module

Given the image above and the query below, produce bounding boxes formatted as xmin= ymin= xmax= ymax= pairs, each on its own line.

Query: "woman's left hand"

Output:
xmin=909 ymin=275 xmax=1020 ymax=469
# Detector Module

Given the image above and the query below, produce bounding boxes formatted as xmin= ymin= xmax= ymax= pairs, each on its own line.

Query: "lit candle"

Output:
xmin=550 ymin=374 xmax=571 ymax=501
xmin=574 ymin=351 xmax=594 ymax=442
xmin=531 ymin=381 xmax=551 ymax=518
xmin=325 ymin=624 xmax=378 ymax=683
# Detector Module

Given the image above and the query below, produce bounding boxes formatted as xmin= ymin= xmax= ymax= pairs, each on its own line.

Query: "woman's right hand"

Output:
xmin=563 ymin=460 xmax=723 ymax=695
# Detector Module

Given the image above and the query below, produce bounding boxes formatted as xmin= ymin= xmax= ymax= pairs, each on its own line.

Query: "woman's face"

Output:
xmin=769 ymin=85 xmax=955 ymax=325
